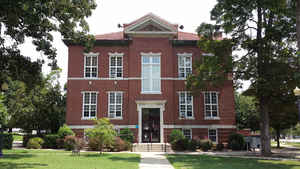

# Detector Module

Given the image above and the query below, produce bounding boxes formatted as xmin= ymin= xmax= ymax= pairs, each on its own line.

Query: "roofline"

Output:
xmin=63 ymin=39 xmax=131 ymax=46
xmin=171 ymin=40 xmax=198 ymax=46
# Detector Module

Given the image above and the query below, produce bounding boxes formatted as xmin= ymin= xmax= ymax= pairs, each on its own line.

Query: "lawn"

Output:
xmin=167 ymin=154 xmax=300 ymax=169
xmin=0 ymin=149 xmax=140 ymax=169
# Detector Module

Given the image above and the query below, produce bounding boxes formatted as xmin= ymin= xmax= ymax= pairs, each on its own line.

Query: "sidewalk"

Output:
xmin=139 ymin=152 xmax=174 ymax=169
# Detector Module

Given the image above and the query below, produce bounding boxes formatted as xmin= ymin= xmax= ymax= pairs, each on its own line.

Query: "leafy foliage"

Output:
xmin=199 ymin=139 xmax=213 ymax=152
xmin=169 ymin=129 xmax=185 ymax=144
xmin=43 ymin=134 xmax=60 ymax=149
xmin=119 ymin=128 xmax=134 ymax=143
xmin=85 ymin=118 xmax=116 ymax=154
xmin=228 ymin=133 xmax=245 ymax=151
xmin=3 ymin=133 xmax=13 ymax=149
xmin=64 ymin=135 xmax=84 ymax=151
xmin=58 ymin=124 xmax=75 ymax=139
xmin=27 ymin=137 xmax=44 ymax=149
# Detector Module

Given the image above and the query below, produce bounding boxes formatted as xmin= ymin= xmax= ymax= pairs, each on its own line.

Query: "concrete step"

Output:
xmin=133 ymin=143 xmax=172 ymax=152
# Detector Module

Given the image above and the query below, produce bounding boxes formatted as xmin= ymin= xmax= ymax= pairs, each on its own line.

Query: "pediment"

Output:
xmin=124 ymin=13 xmax=178 ymax=35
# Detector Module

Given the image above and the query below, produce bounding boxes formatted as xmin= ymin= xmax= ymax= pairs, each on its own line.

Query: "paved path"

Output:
xmin=139 ymin=152 xmax=174 ymax=169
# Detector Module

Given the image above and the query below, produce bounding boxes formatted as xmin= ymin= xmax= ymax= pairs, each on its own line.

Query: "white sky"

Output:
xmin=18 ymin=0 xmax=249 ymax=91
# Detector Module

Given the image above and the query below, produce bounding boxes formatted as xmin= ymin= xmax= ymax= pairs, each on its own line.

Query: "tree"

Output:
xmin=188 ymin=0 xmax=298 ymax=156
xmin=235 ymin=93 xmax=260 ymax=131
xmin=0 ymin=0 xmax=96 ymax=88
xmin=85 ymin=118 xmax=116 ymax=154
xmin=0 ymin=93 xmax=8 ymax=126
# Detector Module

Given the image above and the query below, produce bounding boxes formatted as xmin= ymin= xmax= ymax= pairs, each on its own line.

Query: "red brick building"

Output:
xmin=65 ymin=13 xmax=236 ymax=144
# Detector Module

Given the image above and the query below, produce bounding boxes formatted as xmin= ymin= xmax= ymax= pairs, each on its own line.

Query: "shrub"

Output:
xmin=119 ymin=128 xmax=134 ymax=143
xmin=58 ymin=124 xmax=74 ymax=139
xmin=43 ymin=134 xmax=60 ymax=149
xmin=56 ymin=138 xmax=65 ymax=149
xmin=216 ymin=143 xmax=224 ymax=151
xmin=124 ymin=141 xmax=132 ymax=151
xmin=87 ymin=137 xmax=100 ymax=151
xmin=27 ymin=137 xmax=44 ymax=149
xmin=112 ymin=137 xmax=126 ymax=152
xmin=172 ymin=138 xmax=189 ymax=151
xmin=64 ymin=135 xmax=82 ymax=151
xmin=169 ymin=129 xmax=185 ymax=143
xmin=200 ymin=139 xmax=212 ymax=152
xmin=187 ymin=139 xmax=198 ymax=151
xmin=3 ymin=133 xmax=13 ymax=149
xmin=228 ymin=133 xmax=245 ymax=150
xmin=23 ymin=135 xmax=38 ymax=147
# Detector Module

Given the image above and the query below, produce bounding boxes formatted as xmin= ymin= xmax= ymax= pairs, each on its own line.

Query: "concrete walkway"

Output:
xmin=139 ymin=152 xmax=174 ymax=169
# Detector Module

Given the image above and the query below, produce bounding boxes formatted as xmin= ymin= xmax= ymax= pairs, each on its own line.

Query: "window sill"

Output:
xmin=179 ymin=117 xmax=195 ymax=120
xmin=81 ymin=117 xmax=97 ymax=120
xmin=205 ymin=117 xmax=220 ymax=120
xmin=141 ymin=91 xmax=162 ymax=95
xmin=109 ymin=117 xmax=123 ymax=120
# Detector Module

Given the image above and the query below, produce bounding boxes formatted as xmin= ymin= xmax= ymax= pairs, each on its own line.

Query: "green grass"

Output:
xmin=167 ymin=154 xmax=300 ymax=169
xmin=0 ymin=149 xmax=140 ymax=169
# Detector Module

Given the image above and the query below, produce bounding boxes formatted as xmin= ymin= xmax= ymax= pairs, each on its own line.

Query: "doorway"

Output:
xmin=142 ymin=108 xmax=160 ymax=143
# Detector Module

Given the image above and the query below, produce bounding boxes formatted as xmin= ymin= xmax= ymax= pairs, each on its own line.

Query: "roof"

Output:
xmin=95 ymin=31 xmax=199 ymax=40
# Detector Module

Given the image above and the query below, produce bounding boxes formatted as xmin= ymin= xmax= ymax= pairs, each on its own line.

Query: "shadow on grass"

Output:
xmin=167 ymin=155 xmax=300 ymax=169
xmin=82 ymin=153 xmax=140 ymax=163
xmin=0 ymin=162 xmax=48 ymax=169
xmin=2 ymin=152 xmax=35 ymax=160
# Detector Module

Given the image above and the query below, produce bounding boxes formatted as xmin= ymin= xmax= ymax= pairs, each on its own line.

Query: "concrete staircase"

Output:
xmin=133 ymin=143 xmax=172 ymax=152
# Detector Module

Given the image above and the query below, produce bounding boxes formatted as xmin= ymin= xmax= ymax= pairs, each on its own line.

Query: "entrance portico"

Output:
xmin=136 ymin=100 xmax=166 ymax=143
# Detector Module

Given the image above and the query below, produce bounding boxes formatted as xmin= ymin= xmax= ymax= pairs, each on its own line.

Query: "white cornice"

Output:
xmin=177 ymin=53 xmax=193 ymax=57
xmin=140 ymin=52 xmax=161 ymax=56
xmin=108 ymin=52 xmax=124 ymax=57
xmin=84 ymin=52 xmax=99 ymax=57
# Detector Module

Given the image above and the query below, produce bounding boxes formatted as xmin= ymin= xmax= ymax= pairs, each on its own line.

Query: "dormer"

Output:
xmin=123 ymin=13 xmax=178 ymax=39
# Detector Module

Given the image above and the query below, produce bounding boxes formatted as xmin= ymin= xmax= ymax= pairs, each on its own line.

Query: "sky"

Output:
xmin=19 ymin=0 xmax=251 ymax=91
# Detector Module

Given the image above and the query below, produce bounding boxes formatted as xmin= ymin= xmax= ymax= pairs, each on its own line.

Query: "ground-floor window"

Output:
xmin=208 ymin=129 xmax=217 ymax=143
xmin=108 ymin=92 xmax=123 ymax=119
xmin=182 ymin=128 xmax=192 ymax=139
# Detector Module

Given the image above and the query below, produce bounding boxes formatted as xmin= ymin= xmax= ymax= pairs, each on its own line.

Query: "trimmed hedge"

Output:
xmin=228 ymin=133 xmax=245 ymax=150
xmin=43 ymin=134 xmax=60 ymax=149
xmin=2 ymin=133 xmax=14 ymax=149
xmin=23 ymin=135 xmax=39 ymax=147
xmin=27 ymin=137 xmax=44 ymax=149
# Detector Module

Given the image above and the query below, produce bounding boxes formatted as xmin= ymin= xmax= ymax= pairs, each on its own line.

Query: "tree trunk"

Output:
xmin=296 ymin=0 xmax=300 ymax=50
xmin=276 ymin=128 xmax=280 ymax=148
xmin=257 ymin=2 xmax=272 ymax=156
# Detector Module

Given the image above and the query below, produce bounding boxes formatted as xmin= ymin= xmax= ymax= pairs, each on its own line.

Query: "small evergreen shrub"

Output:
xmin=23 ymin=135 xmax=38 ymax=147
xmin=64 ymin=135 xmax=85 ymax=151
xmin=200 ymin=139 xmax=212 ymax=152
xmin=169 ymin=129 xmax=185 ymax=143
xmin=172 ymin=138 xmax=189 ymax=151
xmin=187 ymin=139 xmax=198 ymax=151
xmin=216 ymin=143 xmax=224 ymax=151
xmin=119 ymin=128 xmax=134 ymax=143
xmin=3 ymin=133 xmax=13 ymax=149
xmin=228 ymin=133 xmax=245 ymax=150
xmin=58 ymin=124 xmax=75 ymax=139
xmin=27 ymin=137 xmax=44 ymax=149
xmin=43 ymin=134 xmax=60 ymax=149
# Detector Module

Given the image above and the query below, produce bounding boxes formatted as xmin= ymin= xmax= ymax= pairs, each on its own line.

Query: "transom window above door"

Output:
xmin=141 ymin=52 xmax=161 ymax=94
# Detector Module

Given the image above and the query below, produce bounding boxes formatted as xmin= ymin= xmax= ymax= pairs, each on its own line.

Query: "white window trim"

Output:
xmin=109 ymin=52 xmax=124 ymax=79
xmin=81 ymin=91 xmax=99 ymax=120
xmin=84 ymin=52 xmax=99 ymax=78
xmin=108 ymin=91 xmax=123 ymax=119
xmin=208 ymin=128 xmax=218 ymax=143
xmin=178 ymin=91 xmax=194 ymax=119
xmin=182 ymin=128 xmax=192 ymax=140
xmin=203 ymin=91 xmax=220 ymax=120
xmin=141 ymin=52 xmax=161 ymax=94
xmin=177 ymin=53 xmax=192 ymax=78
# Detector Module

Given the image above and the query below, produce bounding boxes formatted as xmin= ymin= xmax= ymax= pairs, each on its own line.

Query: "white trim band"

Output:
xmin=163 ymin=125 xmax=236 ymax=129
xmin=69 ymin=125 xmax=137 ymax=129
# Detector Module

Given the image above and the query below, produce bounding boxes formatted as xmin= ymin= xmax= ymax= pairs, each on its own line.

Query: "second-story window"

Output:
xmin=141 ymin=52 xmax=161 ymax=93
xmin=204 ymin=91 xmax=219 ymax=119
xmin=84 ymin=53 xmax=99 ymax=78
xmin=177 ymin=53 xmax=192 ymax=78
xmin=109 ymin=52 xmax=123 ymax=78
xmin=82 ymin=91 xmax=98 ymax=119
xmin=108 ymin=92 xmax=123 ymax=119
xmin=179 ymin=92 xmax=193 ymax=119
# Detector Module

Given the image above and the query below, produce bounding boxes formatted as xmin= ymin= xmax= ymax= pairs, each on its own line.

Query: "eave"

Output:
xmin=171 ymin=40 xmax=198 ymax=46
xmin=63 ymin=39 xmax=131 ymax=46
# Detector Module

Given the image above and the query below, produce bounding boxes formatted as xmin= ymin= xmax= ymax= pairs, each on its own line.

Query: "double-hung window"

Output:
xmin=84 ymin=53 xmax=99 ymax=78
xmin=208 ymin=129 xmax=218 ymax=143
xmin=108 ymin=92 xmax=123 ymax=119
xmin=82 ymin=91 xmax=98 ymax=119
xmin=109 ymin=52 xmax=123 ymax=78
xmin=204 ymin=91 xmax=219 ymax=119
xmin=179 ymin=92 xmax=193 ymax=119
xmin=141 ymin=52 xmax=161 ymax=93
xmin=182 ymin=129 xmax=192 ymax=139
xmin=177 ymin=53 xmax=192 ymax=78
